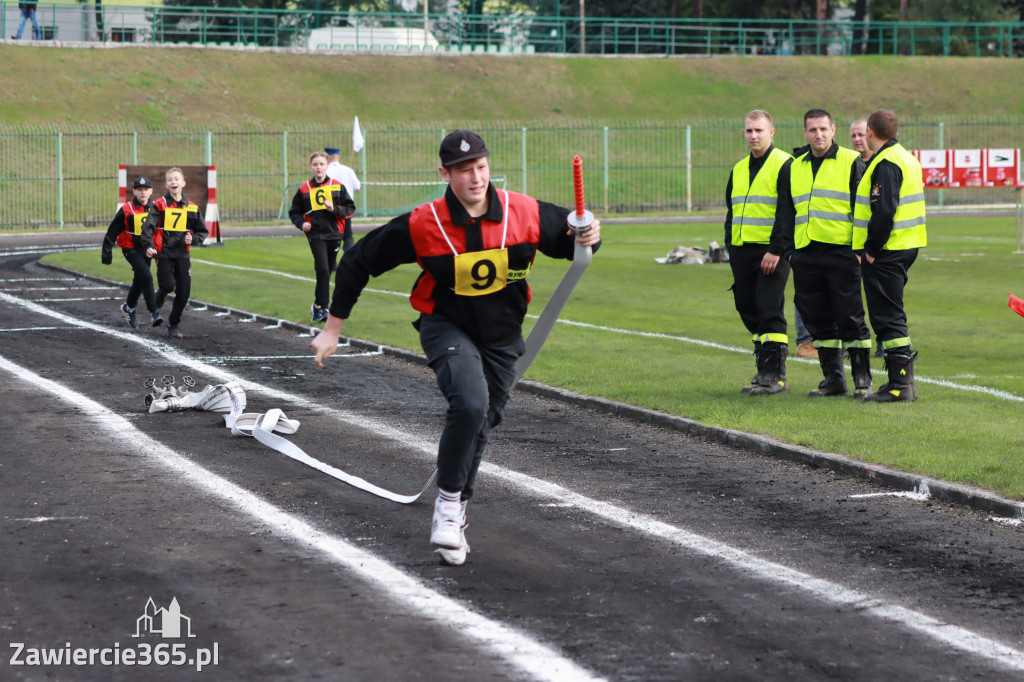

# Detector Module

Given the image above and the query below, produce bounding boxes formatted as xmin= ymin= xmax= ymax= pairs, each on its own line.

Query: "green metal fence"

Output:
xmin=2 ymin=3 xmax=1022 ymax=57
xmin=2 ymin=117 xmax=1022 ymax=231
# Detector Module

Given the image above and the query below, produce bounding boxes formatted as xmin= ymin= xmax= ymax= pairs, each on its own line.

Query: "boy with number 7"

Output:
xmin=141 ymin=167 xmax=209 ymax=339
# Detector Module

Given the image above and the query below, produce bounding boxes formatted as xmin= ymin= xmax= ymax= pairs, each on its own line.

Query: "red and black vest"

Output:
xmin=407 ymin=190 xmax=542 ymax=344
xmin=150 ymin=195 xmax=201 ymax=256
xmin=116 ymin=200 xmax=151 ymax=250
xmin=297 ymin=178 xmax=347 ymax=237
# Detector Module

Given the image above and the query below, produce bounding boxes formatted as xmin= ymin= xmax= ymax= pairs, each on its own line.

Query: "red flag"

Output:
xmin=1009 ymin=292 xmax=1024 ymax=318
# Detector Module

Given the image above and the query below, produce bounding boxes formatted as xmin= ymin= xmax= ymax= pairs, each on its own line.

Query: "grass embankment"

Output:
xmin=47 ymin=214 xmax=1024 ymax=500
xmin=4 ymin=45 xmax=1024 ymax=129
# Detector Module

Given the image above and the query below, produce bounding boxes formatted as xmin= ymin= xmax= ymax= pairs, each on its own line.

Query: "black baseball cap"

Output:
xmin=439 ymin=130 xmax=490 ymax=167
xmin=133 ymin=176 xmax=153 ymax=188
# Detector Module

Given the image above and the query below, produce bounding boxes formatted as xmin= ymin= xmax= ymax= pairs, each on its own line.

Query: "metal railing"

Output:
xmin=2 ymin=3 xmax=1022 ymax=57
xmin=2 ymin=117 xmax=1022 ymax=231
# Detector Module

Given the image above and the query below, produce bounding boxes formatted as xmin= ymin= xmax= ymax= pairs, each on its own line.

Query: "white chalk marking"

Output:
xmin=0 ymin=353 xmax=604 ymax=682
xmin=4 ymin=291 xmax=1024 ymax=672
xmin=850 ymin=491 xmax=932 ymax=501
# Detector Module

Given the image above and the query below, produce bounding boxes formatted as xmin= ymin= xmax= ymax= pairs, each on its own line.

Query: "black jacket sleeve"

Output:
xmin=768 ymin=158 xmax=795 ymax=256
xmin=191 ymin=207 xmax=209 ymax=247
xmin=140 ymin=204 xmax=161 ymax=253
xmin=723 ymin=171 xmax=734 ymax=247
xmin=288 ymin=188 xmax=308 ymax=230
xmin=328 ymin=214 xmax=419 ymax=320
xmin=101 ymin=207 xmax=126 ymax=264
xmin=865 ymin=160 xmax=902 ymax=258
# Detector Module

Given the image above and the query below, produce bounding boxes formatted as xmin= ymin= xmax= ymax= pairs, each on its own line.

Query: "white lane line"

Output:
xmin=29 ymin=297 xmax=120 ymax=302
xmin=190 ymin=260 xmax=1024 ymax=403
xmin=0 ymin=246 xmax=93 ymax=258
xmin=0 ymin=353 xmax=604 ymax=682
xmin=5 ymin=291 xmax=1024 ymax=672
xmin=0 ymin=327 xmax=73 ymax=333
xmin=0 ymin=286 xmax=118 ymax=291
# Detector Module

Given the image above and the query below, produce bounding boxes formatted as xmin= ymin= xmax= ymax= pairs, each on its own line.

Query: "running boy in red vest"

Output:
xmin=101 ymin=176 xmax=162 ymax=329
xmin=289 ymin=151 xmax=356 ymax=323
xmin=142 ymin=167 xmax=209 ymax=339
xmin=310 ymin=131 xmax=601 ymax=566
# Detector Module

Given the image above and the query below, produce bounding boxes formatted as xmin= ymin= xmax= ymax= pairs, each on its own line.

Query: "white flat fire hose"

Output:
xmin=249 ymin=410 xmax=438 ymax=504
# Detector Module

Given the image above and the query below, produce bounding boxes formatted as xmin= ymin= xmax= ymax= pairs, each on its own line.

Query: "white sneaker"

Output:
xmin=435 ymin=526 xmax=470 ymax=566
xmin=430 ymin=496 xmax=464 ymax=550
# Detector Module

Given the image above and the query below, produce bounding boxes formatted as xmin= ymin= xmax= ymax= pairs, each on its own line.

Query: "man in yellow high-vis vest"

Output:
xmin=725 ymin=110 xmax=795 ymax=395
xmin=853 ymin=109 xmax=927 ymax=403
xmin=788 ymin=109 xmax=872 ymax=398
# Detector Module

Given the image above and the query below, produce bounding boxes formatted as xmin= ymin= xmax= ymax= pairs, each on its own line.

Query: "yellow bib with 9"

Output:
xmin=453 ymin=248 xmax=509 ymax=297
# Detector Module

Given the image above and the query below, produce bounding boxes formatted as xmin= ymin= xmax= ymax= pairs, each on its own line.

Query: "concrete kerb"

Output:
xmin=36 ymin=261 xmax=1024 ymax=523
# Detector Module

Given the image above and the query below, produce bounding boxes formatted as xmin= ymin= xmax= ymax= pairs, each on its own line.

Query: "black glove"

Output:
xmin=101 ymin=252 xmax=112 ymax=265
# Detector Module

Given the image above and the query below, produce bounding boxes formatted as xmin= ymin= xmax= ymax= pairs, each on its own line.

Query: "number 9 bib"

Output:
xmin=453 ymin=248 xmax=508 ymax=296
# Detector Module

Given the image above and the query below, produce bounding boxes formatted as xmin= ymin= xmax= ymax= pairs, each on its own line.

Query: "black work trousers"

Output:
xmin=419 ymin=314 xmax=525 ymax=501
xmin=790 ymin=244 xmax=870 ymax=344
xmin=154 ymin=255 xmax=192 ymax=327
xmin=308 ymin=237 xmax=341 ymax=309
xmin=122 ymin=248 xmax=157 ymax=313
xmin=728 ymin=244 xmax=790 ymax=340
xmin=862 ymin=248 xmax=919 ymax=349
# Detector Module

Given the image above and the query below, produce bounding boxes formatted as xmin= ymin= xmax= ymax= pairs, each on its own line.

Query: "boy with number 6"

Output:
xmin=289 ymin=151 xmax=356 ymax=324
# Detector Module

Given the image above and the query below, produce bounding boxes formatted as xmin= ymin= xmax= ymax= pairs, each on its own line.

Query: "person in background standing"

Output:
xmin=849 ymin=118 xmax=873 ymax=163
xmin=724 ymin=110 xmax=795 ymax=396
xmin=787 ymin=109 xmax=872 ymax=398
xmin=14 ymin=0 xmax=41 ymax=40
xmin=854 ymin=109 xmax=927 ymax=403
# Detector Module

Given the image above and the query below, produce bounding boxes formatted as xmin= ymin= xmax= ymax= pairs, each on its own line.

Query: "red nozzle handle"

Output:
xmin=573 ymin=156 xmax=586 ymax=217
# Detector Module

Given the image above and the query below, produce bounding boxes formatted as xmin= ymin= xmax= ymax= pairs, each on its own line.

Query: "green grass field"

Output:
xmin=3 ymin=46 xmax=1024 ymax=129
xmin=46 ymin=213 xmax=1024 ymax=500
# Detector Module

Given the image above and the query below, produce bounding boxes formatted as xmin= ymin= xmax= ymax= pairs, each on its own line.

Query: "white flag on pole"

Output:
xmin=352 ymin=116 xmax=365 ymax=153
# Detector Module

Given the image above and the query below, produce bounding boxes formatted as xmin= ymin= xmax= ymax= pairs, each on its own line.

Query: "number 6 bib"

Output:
xmin=453 ymin=248 xmax=509 ymax=296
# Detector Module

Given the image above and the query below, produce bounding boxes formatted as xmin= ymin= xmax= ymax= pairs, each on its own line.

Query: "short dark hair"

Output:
xmin=867 ymin=109 xmax=899 ymax=140
xmin=803 ymin=109 xmax=833 ymax=128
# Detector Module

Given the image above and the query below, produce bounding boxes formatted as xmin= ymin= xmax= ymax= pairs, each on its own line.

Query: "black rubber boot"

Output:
xmin=848 ymin=347 xmax=873 ymax=399
xmin=741 ymin=341 xmax=765 ymax=394
xmin=808 ymin=347 xmax=847 ymax=397
xmin=750 ymin=342 xmax=788 ymax=396
xmin=864 ymin=348 xmax=917 ymax=403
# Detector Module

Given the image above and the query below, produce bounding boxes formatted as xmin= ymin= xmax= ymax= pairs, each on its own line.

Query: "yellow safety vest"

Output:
xmin=853 ymin=142 xmax=927 ymax=251
xmin=791 ymin=146 xmax=860 ymax=249
xmin=730 ymin=147 xmax=792 ymax=246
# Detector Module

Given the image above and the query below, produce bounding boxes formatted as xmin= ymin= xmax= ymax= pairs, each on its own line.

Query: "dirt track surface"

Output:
xmin=2 ymin=233 xmax=1024 ymax=681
